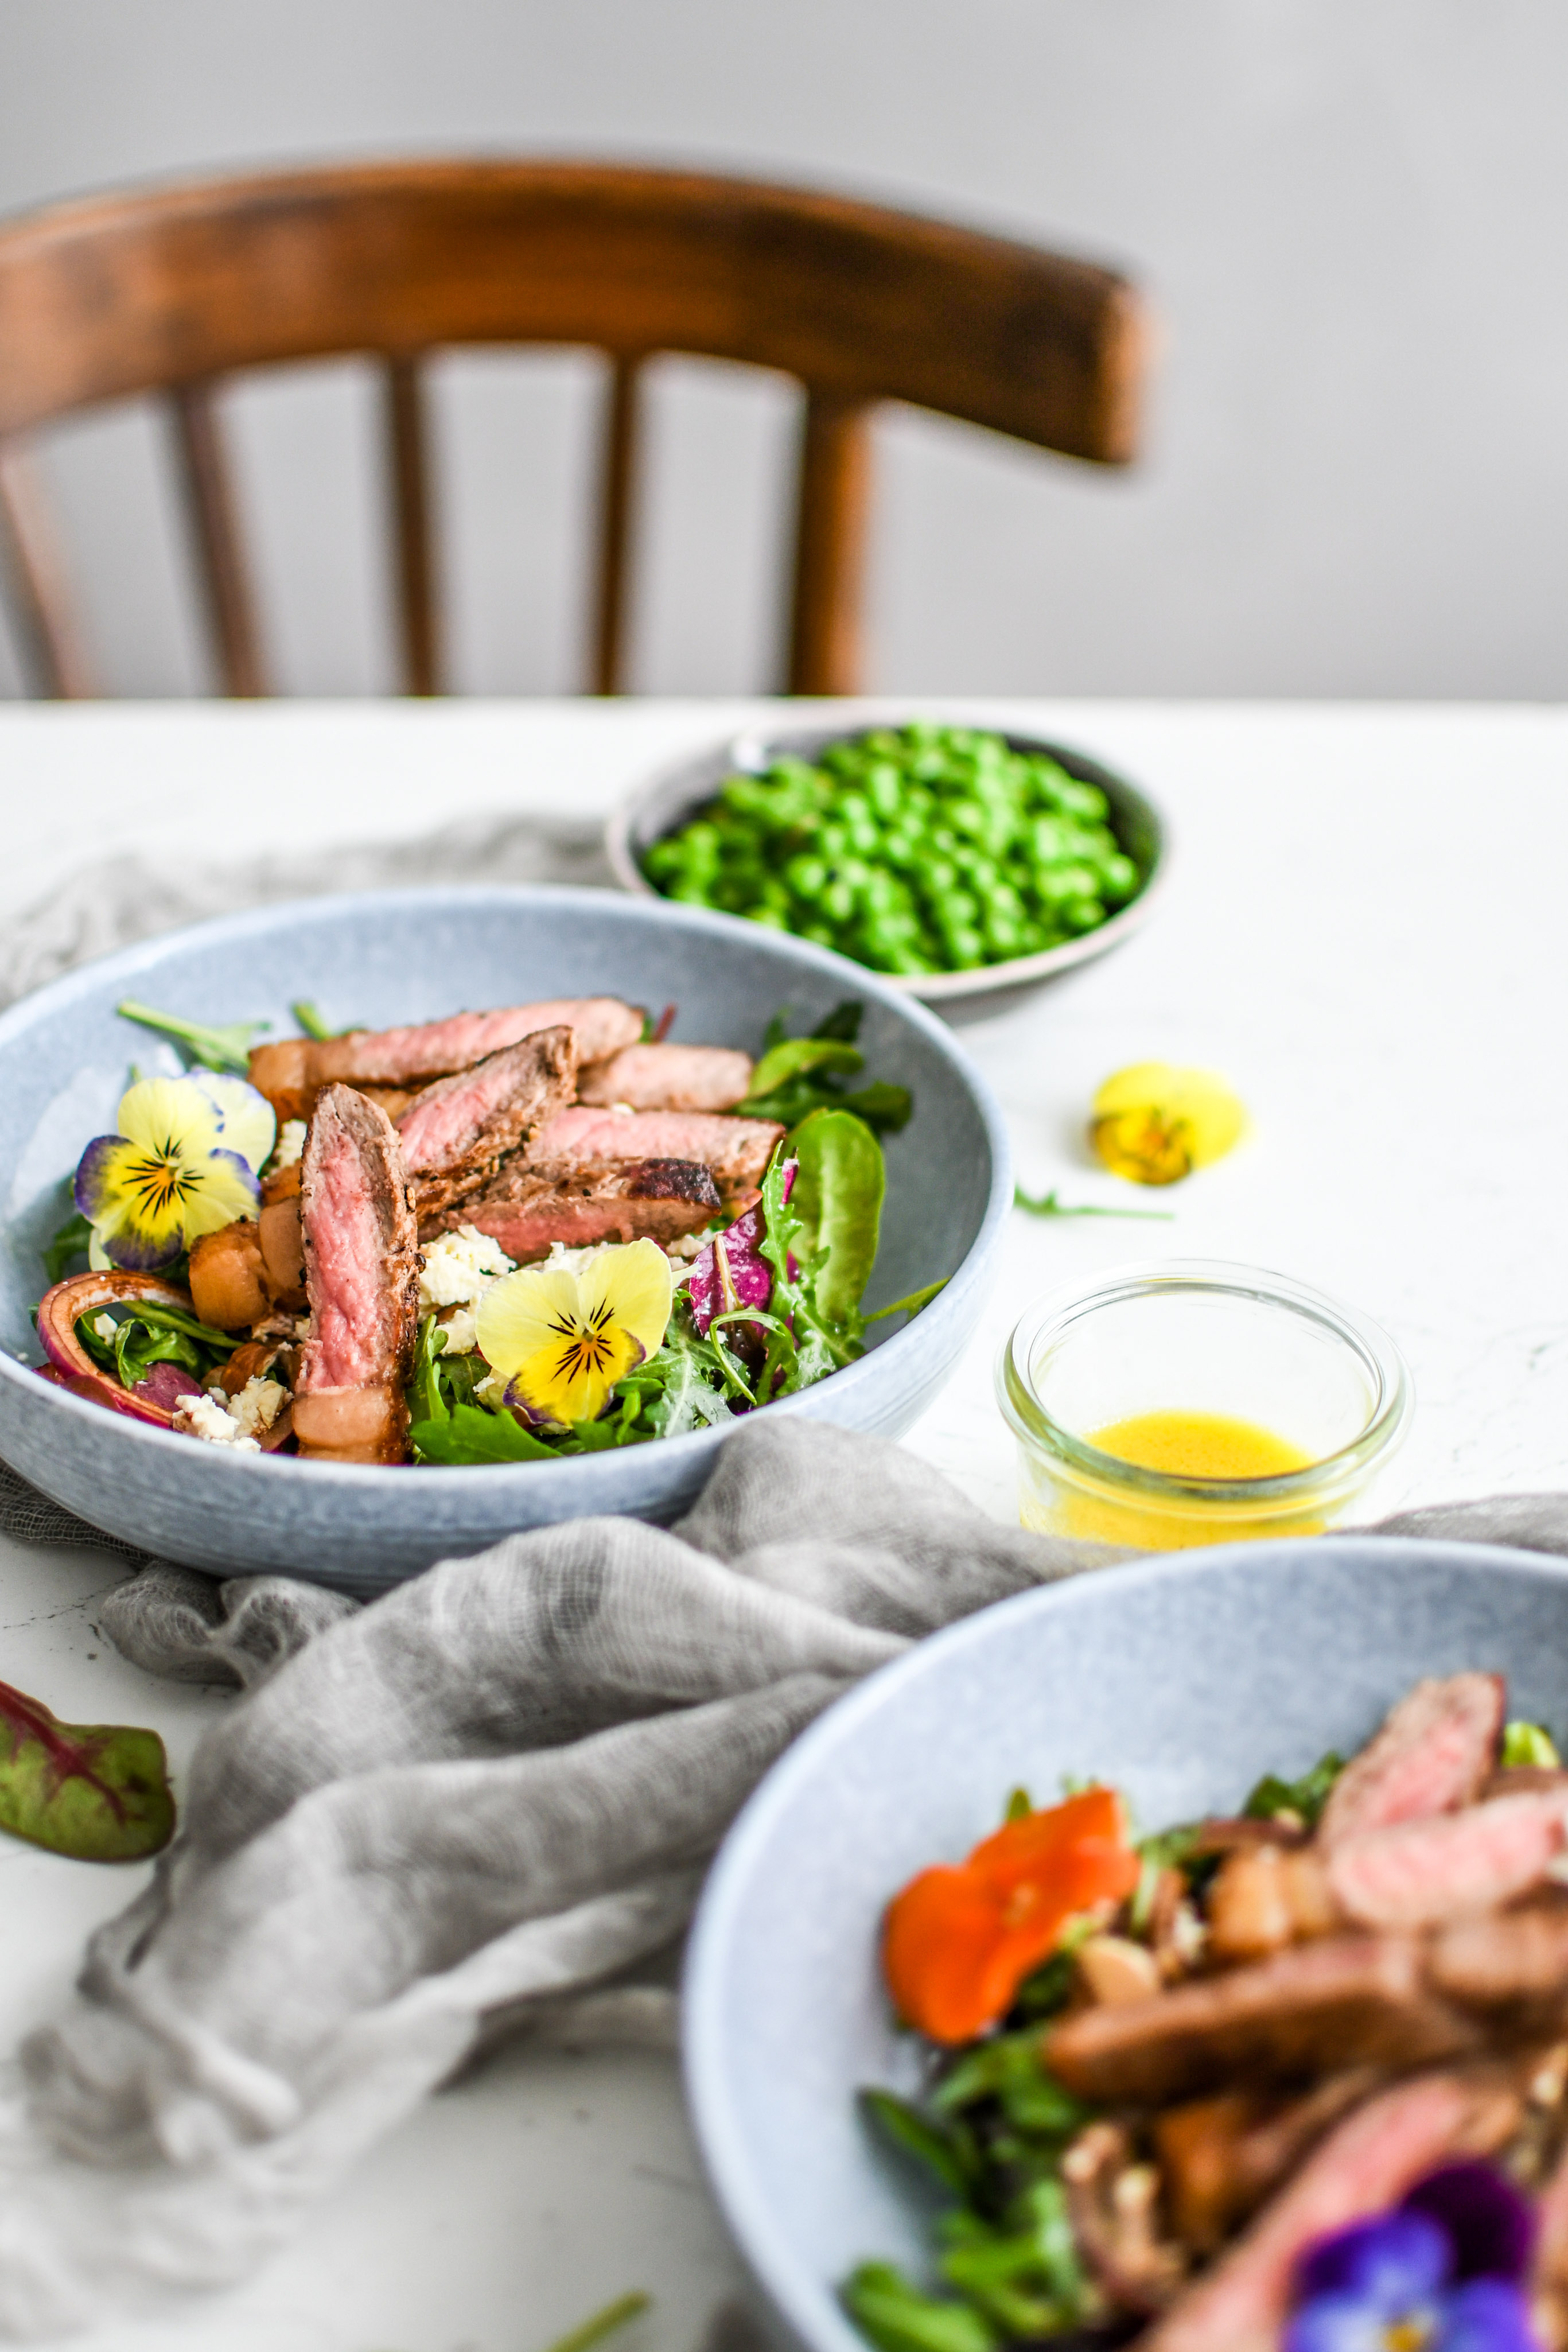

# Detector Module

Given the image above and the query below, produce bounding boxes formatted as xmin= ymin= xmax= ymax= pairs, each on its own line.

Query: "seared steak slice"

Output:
xmin=1327 ymin=1787 xmax=1568 ymax=1930
xmin=1044 ymin=1935 xmax=1480 ymax=2106
xmin=249 ymin=998 xmax=642 ymax=1121
xmin=294 ymin=1084 xmax=420 ymax=1464
xmin=399 ymin=1027 xmax=578 ymax=1223
xmin=526 ymin=1106 xmax=783 ymax=1198
xmin=452 ymin=1158 xmax=722 ymax=1261
xmin=1152 ymin=2071 xmax=1383 ymax=2256
xmin=576 ymin=1043 xmax=754 ymax=1112
xmin=1318 ymin=1672 xmax=1505 ymax=1849
xmin=1428 ymin=1896 xmax=1568 ymax=2029
xmin=1140 ymin=2065 xmax=1527 ymax=2352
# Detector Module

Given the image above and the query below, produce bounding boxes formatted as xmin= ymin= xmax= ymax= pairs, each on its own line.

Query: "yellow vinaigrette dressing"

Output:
xmin=1039 ymin=1408 xmax=1325 ymax=1549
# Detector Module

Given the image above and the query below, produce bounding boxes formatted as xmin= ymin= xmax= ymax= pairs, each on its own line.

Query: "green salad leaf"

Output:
xmin=0 ymin=1676 xmax=176 ymax=1862
xmin=741 ymin=1002 xmax=912 ymax=1134
xmin=116 ymin=998 xmax=268 ymax=1075
xmin=1244 ymin=1748 xmax=1345 ymax=1828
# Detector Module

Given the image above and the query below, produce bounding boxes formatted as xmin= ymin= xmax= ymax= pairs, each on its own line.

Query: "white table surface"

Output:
xmin=0 ymin=697 xmax=1565 ymax=2352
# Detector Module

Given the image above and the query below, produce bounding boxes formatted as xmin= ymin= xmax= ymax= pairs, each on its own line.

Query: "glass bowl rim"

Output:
xmin=996 ymin=1255 xmax=1414 ymax=1505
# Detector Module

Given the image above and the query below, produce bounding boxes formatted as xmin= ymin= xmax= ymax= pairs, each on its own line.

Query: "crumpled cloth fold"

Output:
xmin=0 ymin=1417 xmax=1133 ymax=2338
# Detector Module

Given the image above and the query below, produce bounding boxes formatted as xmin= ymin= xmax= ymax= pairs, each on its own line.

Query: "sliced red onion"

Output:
xmin=33 ymin=1270 xmax=208 ymax=1429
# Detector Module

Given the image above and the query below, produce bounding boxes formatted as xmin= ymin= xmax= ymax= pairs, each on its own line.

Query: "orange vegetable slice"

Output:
xmin=882 ymin=1787 xmax=1140 ymax=2044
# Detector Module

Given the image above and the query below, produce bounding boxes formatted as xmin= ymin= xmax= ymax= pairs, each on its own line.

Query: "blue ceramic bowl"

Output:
xmin=0 ymin=887 xmax=1009 ymax=1592
xmin=683 ymin=1534 xmax=1568 ymax=2352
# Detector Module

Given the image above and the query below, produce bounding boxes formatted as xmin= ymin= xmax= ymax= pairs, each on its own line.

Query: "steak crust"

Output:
xmin=296 ymin=1083 xmax=420 ymax=1463
xmin=250 ymin=998 xmax=641 ymax=1122
xmin=449 ymin=1158 xmax=723 ymax=1261
xmin=523 ymin=1106 xmax=783 ymax=1198
xmin=400 ymin=1027 xmax=578 ymax=1225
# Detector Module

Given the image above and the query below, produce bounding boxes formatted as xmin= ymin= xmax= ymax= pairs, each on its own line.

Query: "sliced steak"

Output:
xmin=1139 ymin=2065 xmax=1527 ymax=2352
xmin=399 ymin=1027 xmax=578 ymax=1224
xmin=1043 ymin=1935 xmax=1480 ymax=2106
xmin=453 ymin=1158 xmax=722 ymax=1261
xmin=526 ymin=1106 xmax=783 ymax=1198
xmin=249 ymin=998 xmax=642 ymax=1121
xmin=1428 ymin=1896 xmax=1568 ymax=2029
xmin=1327 ymin=1787 xmax=1568 ymax=1931
xmin=1153 ymin=2071 xmax=1383 ymax=2256
xmin=294 ymin=1084 xmax=420 ymax=1464
xmin=1318 ymin=1673 xmax=1505 ymax=1849
xmin=576 ymin=1042 xmax=754 ymax=1112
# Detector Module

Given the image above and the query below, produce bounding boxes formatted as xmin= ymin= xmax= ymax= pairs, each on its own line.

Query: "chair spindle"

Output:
xmin=0 ymin=438 xmax=93 ymax=697
xmin=385 ymin=355 xmax=440 ymax=697
xmin=591 ymin=355 xmax=643 ymax=697
xmin=787 ymin=388 xmax=875 ymax=697
xmin=170 ymin=380 xmax=267 ymax=697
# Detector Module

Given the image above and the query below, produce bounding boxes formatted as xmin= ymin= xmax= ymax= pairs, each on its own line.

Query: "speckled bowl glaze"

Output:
xmin=0 ymin=887 xmax=1010 ymax=1593
xmin=605 ymin=724 xmax=1169 ymax=1020
xmin=684 ymin=1535 xmax=1568 ymax=2352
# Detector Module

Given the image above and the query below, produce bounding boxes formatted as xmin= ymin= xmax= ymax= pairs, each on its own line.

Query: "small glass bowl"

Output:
xmin=996 ymin=1258 xmax=1413 ymax=1550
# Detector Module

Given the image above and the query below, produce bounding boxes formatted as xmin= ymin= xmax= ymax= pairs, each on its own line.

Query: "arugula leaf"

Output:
xmin=290 ymin=998 xmax=359 ymax=1041
xmin=410 ymin=1399 xmax=559 ymax=1464
xmin=744 ymin=1002 xmax=910 ymax=1134
xmin=842 ymin=2264 xmax=998 ymax=2352
xmin=866 ymin=1278 xmax=949 ymax=1326
xmin=859 ymin=2089 xmax=973 ymax=2199
xmin=1014 ymin=1185 xmax=1173 ymax=1222
xmin=0 ymin=1675 xmax=176 ymax=1861
xmin=42 ymin=1210 xmax=93 ymax=1284
xmin=116 ymin=998 xmax=269 ymax=1075
xmin=1244 ymin=1750 xmax=1344 ymax=1828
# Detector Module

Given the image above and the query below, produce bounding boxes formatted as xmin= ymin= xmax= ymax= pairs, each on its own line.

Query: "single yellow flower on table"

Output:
xmin=1090 ymin=1063 xmax=1247 ymax=1186
xmin=476 ymin=1239 xmax=674 ymax=1428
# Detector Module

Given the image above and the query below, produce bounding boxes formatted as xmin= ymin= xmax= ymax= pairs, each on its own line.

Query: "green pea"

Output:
xmin=1060 ymin=896 xmax=1106 ymax=934
xmin=1099 ymin=853 xmax=1139 ymax=901
xmin=785 ymin=853 xmax=829 ymax=900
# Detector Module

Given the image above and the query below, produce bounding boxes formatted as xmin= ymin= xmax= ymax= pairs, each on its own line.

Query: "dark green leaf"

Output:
xmin=858 ymin=2089 xmax=971 ymax=2199
xmin=116 ymin=998 xmax=268 ymax=1075
xmin=410 ymin=1399 xmax=559 ymax=1464
xmin=42 ymin=1211 xmax=93 ymax=1284
xmin=0 ymin=1676 xmax=176 ymax=1861
xmin=745 ymin=1036 xmax=864 ymax=1101
xmin=841 ymin=2264 xmax=998 ymax=2352
xmin=812 ymin=1000 xmax=865 ymax=1043
xmin=1244 ymin=1750 xmax=1344 ymax=1828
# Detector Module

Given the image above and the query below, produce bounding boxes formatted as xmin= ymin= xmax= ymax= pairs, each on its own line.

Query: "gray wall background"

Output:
xmin=1 ymin=1 xmax=1564 ymax=703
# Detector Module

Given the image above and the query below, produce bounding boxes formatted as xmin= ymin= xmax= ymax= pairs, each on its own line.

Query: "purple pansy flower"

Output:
xmin=1287 ymin=2163 xmax=1540 ymax=2352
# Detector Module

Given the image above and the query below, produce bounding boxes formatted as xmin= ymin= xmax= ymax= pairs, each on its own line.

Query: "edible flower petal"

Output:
xmin=1090 ymin=1062 xmax=1247 ymax=1186
xmin=1287 ymin=2166 xmax=1541 ymax=2352
xmin=882 ymin=1787 xmax=1140 ymax=2045
xmin=476 ymin=1238 xmax=674 ymax=1428
xmin=188 ymin=1071 xmax=277 ymax=1174
xmin=73 ymin=1078 xmax=262 ymax=1272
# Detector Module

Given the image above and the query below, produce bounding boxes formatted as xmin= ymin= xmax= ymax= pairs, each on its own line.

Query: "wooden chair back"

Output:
xmin=0 ymin=160 xmax=1146 ymax=698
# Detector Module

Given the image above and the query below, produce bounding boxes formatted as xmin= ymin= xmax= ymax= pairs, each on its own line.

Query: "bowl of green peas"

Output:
xmin=605 ymin=720 xmax=1166 ymax=1010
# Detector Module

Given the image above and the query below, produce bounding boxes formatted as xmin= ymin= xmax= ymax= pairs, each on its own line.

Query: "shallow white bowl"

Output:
xmin=683 ymin=1534 xmax=1568 ymax=2352
xmin=0 ymin=887 xmax=1010 ymax=1593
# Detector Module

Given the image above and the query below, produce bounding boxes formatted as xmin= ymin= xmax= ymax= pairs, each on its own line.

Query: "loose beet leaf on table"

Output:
xmin=0 ymin=1678 xmax=176 ymax=1861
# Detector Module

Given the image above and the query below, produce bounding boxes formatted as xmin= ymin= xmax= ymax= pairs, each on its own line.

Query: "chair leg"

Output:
xmin=386 ymin=355 xmax=441 ymax=696
xmin=170 ymin=381 xmax=269 ymax=698
xmin=0 ymin=438 xmax=94 ymax=698
xmin=591 ymin=355 xmax=643 ymax=696
xmin=787 ymin=388 xmax=875 ymax=697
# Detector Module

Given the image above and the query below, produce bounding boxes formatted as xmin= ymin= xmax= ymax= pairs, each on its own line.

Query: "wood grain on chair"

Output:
xmin=0 ymin=160 xmax=1147 ymax=698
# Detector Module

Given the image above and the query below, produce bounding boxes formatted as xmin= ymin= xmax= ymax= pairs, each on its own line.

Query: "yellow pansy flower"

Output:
xmin=476 ymin=1239 xmax=674 ymax=1428
xmin=73 ymin=1074 xmax=274 ymax=1271
xmin=1090 ymin=1063 xmax=1247 ymax=1187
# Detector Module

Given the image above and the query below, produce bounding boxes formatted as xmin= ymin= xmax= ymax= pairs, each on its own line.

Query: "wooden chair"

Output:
xmin=0 ymin=160 xmax=1146 ymax=699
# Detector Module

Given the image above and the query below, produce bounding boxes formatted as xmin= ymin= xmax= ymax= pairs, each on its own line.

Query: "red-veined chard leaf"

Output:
xmin=0 ymin=1675 xmax=176 ymax=1861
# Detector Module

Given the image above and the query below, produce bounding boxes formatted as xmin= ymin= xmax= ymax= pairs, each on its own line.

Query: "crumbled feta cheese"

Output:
xmin=173 ymin=1392 xmax=262 ymax=1451
xmin=438 ymin=1305 xmax=481 ymax=1357
xmin=270 ymin=1119 xmax=308 ymax=1172
xmin=418 ymin=1224 xmax=516 ymax=1311
xmin=92 ymin=1312 xmax=118 ymax=1342
xmin=542 ymin=1241 xmax=602 ymax=1274
xmin=228 ymin=1375 xmax=287 ymax=1439
xmin=665 ymin=1231 xmax=710 ymax=1263
xmin=474 ymin=1366 xmax=510 ymax=1408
